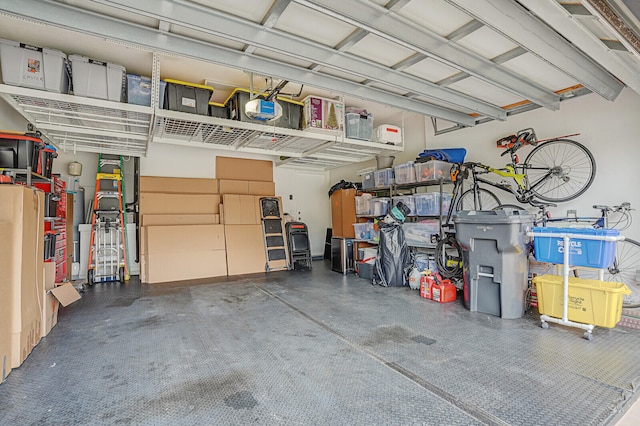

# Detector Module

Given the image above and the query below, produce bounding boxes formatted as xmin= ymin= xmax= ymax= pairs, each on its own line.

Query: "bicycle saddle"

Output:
xmin=529 ymin=200 xmax=557 ymax=208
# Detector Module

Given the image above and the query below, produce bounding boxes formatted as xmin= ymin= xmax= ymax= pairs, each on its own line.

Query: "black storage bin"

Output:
xmin=208 ymin=102 xmax=229 ymax=119
xmin=0 ymin=133 xmax=44 ymax=171
xmin=226 ymin=88 xmax=303 ymax=130
xmin=163 ymin=79 xmax=213 ymax=116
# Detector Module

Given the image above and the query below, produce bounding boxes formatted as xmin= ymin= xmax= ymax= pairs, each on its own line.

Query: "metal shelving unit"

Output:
xmin=0 ymin=84 xmax=403 ymax=170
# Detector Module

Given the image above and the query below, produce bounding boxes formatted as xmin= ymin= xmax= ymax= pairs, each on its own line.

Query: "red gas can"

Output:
xmin=432 ymin=279 xmax=457 ymax=303
xmin=420 ymin=275 xmax=435 ymax=299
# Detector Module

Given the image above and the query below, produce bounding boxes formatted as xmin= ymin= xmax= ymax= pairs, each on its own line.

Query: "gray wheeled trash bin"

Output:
xmin=454 ymin=210 xmax=533 ymax=319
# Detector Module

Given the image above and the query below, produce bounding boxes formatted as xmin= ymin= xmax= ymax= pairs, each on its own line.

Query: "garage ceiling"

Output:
xmin=0 ymin=0 xmax=639 ymax=165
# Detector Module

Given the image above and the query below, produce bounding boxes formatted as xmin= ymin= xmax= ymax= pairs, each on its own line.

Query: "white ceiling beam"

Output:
xmin=92 ymin=0 xmax=505 ymax=119
xmin=294 ymin=0 xmax=560 ymax=110
xmin=0 ymin=0 xmax=477 ymax=126
xmin=445 ymin=0 xmax=624 ymax=100
xmin=446 ymin=19 xmax=484 ymax=42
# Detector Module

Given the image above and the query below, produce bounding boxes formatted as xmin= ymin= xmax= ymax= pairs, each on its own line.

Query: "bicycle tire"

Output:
xmin=524 ymin=139 xmax=596 ymax=202
xmin=574 ymin=238 xmax=640 ymax=308
xmin=457 ymin=188 xmax=501 ymax=211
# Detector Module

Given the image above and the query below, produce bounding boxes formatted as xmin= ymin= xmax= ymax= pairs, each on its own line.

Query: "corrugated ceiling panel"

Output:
xmin=403 ymin=57 xmax=460 ymax=83
xmin=347 ymin=33 xmax=416 ymax=67
xmin=57 ymin=0 xmax=159 ymax=27
xmin=447 ymin=76 xmax=522 ymax=107
xmin=188 ymin=0 xmax=272 ymax=22
xmin=396 ymin=0 xmax=473 ymax=37
xmin=274 ymin=2 xmax=356 ymax=47
xmin=456 ymin=26 xmax=518 ymax=59
xmin=501 ymin=53 xmax=579 ymax=92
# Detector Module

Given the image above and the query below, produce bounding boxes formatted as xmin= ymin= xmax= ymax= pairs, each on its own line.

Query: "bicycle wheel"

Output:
xmin=457 ymin=188 xmax=501 ymax=211
xmin=575 ymin=239 xmax=640 ymax=308
xmin=524 ymin=139 xmax=596 ymax=202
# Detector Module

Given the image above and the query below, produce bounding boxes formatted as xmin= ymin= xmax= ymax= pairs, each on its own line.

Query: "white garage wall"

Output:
xmin=331 ymin=88 xmax=640 ymax=241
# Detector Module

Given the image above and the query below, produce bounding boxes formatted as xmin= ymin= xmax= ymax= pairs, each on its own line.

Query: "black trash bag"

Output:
xmin=328 ymin=179 xmax=357 ymax=198
xmin=374 ymin=221 xmax=411 ymax=287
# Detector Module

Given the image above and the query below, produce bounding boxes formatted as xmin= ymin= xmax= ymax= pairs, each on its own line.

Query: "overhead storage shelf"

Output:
xmin=0 ymin=84 xmax=402 ymax=169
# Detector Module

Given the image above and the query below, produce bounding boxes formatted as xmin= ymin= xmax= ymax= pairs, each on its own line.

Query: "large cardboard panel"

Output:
xmin=216 ymin=156 xmax=273 ymax=182
xmin=10 ymin=315 xmax=41 ymax=369
xmin=139 ymin=193 xmax=221 ymax=215
xmin=330 ymin=188 xmax=356 ymax=238
xmin=221 ymin=195 xmax=261 ymax=225
xmin=218 ymin=179 xmax=249 ymax=195
xmin=146 ymin=225 xmax=225 ymax=254
xmin=41 ymin=292 xmax=59 ymax=337
xmin=141 ymin=214 xmax=219 ymax=226
xmin=0 ymin=223 xmax=11 ymax=381
xmin=50 ymin=283 xmax=82 ymax=307
xmin=225 ymin=225 xmax=267 ymax=275
xmin=140 ymin=176 xmax=218 ymax=194
xmin=248 ymin=181 xmax=275 ymax=196
xmin=147 ymin=250 xmax=228 ymax=284
xmin=44 ymin=262 xmax=56 ymax=292
xmin=0 ymin=186 xmax=44 ymax=335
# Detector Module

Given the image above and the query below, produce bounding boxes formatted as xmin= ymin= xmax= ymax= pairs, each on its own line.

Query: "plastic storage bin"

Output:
xmin=403 ymin=221 xmax=439 ymax=246
xmin=361 ymin=171 xmax=375 ymax=190
xmin=375 ymin=124 xmax=402 ymax=145
xmin=126 ymin=74 xmax=167 ymax=107
xmin=531 ymin=227 xmax=619 ymax=268
xmin=353 ymin=222 xmax=374 ymax=240
xmin=415 ymin=160 xmax=452 ymax=182
xmin=418 ymin=148 xmax=467 ymax=163
xmin=392 ymin=195 xmax=415 ymax=216
xmin=533 ymin=274 xmax=630 ymax=328
xmin=163 ymin=79 xmax=213 ymax=116
xmin=0 ymin=38 xmax=69 ymax=93
xmin=414 ymin=192 xmax=452 ymax=216
xmin=455 ymin=210 xmax=534 ymax=319
xmin=345 ymin=111 xmax=373 ymax=141
xmin=355 ymin=194 xmax=372 ymax=215
xmin=208 ymin=101 xmax=229 ymax=119
xmin=370 ymin=197 xmax=390 ymax=217
xmin=226 ymin=88 xmax=303 ymax=129
xmin=394 ymin=162 xmax=416 ymax=185
xmin=374 ymin=168 xmax=394 ymax=188
xmin=0 ymin=133 xmax=44 ymax=171
xmin=302 ymin=95 xmax=345 ymax=132
xmin=69 ymin=55 xmax=125 ymax=101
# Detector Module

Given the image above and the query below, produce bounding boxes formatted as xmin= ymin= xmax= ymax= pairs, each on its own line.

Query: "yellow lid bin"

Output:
xmin=533 ymin=275 xmax=631 ymax=328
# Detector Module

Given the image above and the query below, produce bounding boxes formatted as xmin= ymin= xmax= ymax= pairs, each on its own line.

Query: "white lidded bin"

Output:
xmin=0 ymin=38 xmax=69 ymax=93
xmin=375 ymin=124 xmax=402 ymax=145
xmin=69 ymin=54 xmax=126 ymax=101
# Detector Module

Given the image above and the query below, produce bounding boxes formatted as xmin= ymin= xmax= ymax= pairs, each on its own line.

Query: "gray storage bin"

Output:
xmin=454 ymin=209 xmax=534 ymax=319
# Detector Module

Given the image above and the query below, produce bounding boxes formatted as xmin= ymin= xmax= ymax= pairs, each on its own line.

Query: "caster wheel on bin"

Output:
xmin=87 ymin=269 xmax=95 ymax=286
xmin=541 ymin=322 xmax=549 ymax=329
xmin=583 ymin=332 xmax=593 ymax=341
xmin=119 ymin=267 xmax=125 ymax=283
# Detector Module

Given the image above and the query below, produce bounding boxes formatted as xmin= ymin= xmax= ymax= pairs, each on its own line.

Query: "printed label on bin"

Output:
xmin=28 ymin=58 xmax=40 ymax=73
xmin=567 ymin=295 xmax=587 ymax=312
xmin=556 ymin=239 xmax=582 ymax=255
xmin=181 ymin=97 xmax=196 ymax=108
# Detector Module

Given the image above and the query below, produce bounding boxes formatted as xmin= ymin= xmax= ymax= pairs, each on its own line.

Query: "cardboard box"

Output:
xmin=0 ymin=223 xmax=12 ymax=381
xmin=222 ymin=195 xmax=261 ymax=225
xmin=140 ymin=193 xmax=221 ymax=216
xmin=218 ymin=179 xmax=249 ymax=195
xmin=302 ymin=95 xmax=345 ymax=132
xmin=146 ymin=225 xmax=226 ymax=254
xmin=11 ymin=316 xmax=41 ymax=369
xmin=146 ymin=250 xmax=227 ymax=284
xmin=330 ymin=188 xmax=356 ymax=238
xmin=0 ymin=186 xmax=44 ymax=336
xmin=225 ymin=225 xmax=267 ymax=275
xmin=220 ymin=204 xmax=224 ymax=224
xmin=248 ymin=181 xmax=275 ymax=196
xmin=140 ymin=176 xmax=219 ymax=194
xmin=50 ymin=283 xmax=82 ymax=307
xmin=141 ymin=214 xmax=219 ymax=226
xmin=216 ymin=156 xmax=273 ymax=182
xmin=41 ymin=292 xmax=59 ymax=337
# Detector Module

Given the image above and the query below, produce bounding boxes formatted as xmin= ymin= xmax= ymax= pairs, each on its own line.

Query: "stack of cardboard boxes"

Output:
xmin=139 ymin=177 xmax=224 ymax=284
xmin=217 ymin=156 xmax=275 ymax=276
xmin=1 ymin=185 xmax=80 ymax=382
xmin=139 ymin=156 xmax=278 ymax=284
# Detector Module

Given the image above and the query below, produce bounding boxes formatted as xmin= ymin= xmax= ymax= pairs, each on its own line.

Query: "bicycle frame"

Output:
xmin=466 ymin=163 xmax=554 ymax=205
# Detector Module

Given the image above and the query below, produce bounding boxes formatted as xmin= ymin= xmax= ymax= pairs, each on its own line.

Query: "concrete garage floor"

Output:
xmin=1 ymin=260 xmax=639 ymax=425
